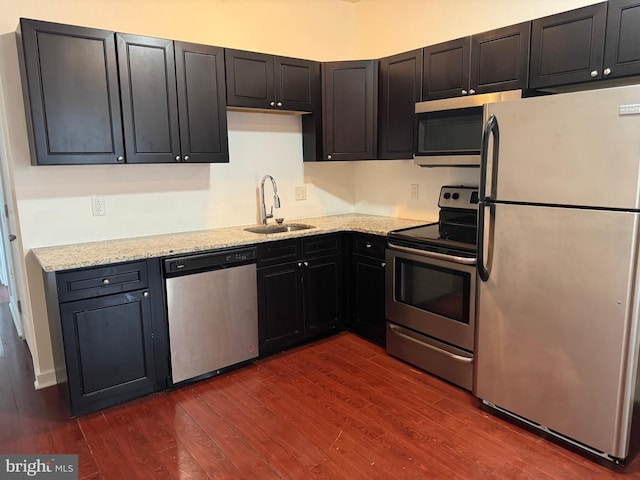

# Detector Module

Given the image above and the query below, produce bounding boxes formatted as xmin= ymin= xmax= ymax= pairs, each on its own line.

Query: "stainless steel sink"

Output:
xmin=244 ymin=223 xmax=314 ymax=234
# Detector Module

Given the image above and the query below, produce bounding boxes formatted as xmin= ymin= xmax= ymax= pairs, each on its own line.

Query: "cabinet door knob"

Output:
xmin=469 ymin=89 xmax=476 ymax=95
xmin=365 ymin=243 xmax=372 ymax=248
xmin=184 ymin=155 xmax=190 ymax=161
xmin=116 ymin=156 xmax=124 ymax=162
xmin=270 ymin=101 xmax=276 ymax=107
xmin=381 ymin=262 xmax=386 ymax=267
xmin=590 ymin=70 xmax=598 ymax=78
xmin=303 ymin=261 xmax=309 ymax=267
xmin=461 ymin=89 xmax=468 ymax=95
xmin=603 ymin=68 xmax=611 ymax=76
xmin=276 ymin=102 xmax=283 ymax=107
xmin=143 ymin=291 xmax=149 ymax=297
xmin=175 ymin=155 xmax=181 ymax=161
xmin=102 ymin=278 xmax=110 ymax=285
xmin=327 ymin=154 xmax=332 ymax=160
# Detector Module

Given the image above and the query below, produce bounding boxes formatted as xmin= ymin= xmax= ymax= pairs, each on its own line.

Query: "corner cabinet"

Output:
xmin=44 ymin=259 xmax=169 ymax=416
xmin=322 ymin=60 xmax=378 ymax=160
xmin=118 ymin=34 xmax=229 ymax=164
xmin=378 ymin=49 xmax=422 ymax=160
xmin=17 ymin=19 xmax=125 ymax=165
xmin=257 ymin=234 xmax=344 ymax=356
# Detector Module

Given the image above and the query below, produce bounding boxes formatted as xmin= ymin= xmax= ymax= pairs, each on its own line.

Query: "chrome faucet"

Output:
xmin=260 ymin=175 xmax=281 ymax=225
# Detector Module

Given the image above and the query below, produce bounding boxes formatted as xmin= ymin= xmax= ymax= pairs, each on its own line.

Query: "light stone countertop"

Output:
xmin=32 ymin=213 xmax=432 ymax=272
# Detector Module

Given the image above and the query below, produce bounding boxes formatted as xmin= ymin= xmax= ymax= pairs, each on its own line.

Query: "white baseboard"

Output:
xmin=34 ymin=369 xmax=58 ymax=389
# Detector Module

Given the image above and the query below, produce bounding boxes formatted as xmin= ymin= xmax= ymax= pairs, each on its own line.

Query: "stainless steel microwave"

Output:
xmin=414 ymin=90 xmax=522 ymax=167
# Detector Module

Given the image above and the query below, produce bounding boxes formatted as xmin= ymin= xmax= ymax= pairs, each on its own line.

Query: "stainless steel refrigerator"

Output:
xmin=475 ymin=84 xmax=640 ymax=463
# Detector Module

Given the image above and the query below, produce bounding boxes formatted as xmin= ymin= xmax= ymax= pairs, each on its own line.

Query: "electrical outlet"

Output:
xmin=295 ymin=186 xmax=307 ymax=201
xmin=91 ymin=195 xmax=106 ymax=216
xmin=410 ymin=184 xmax=419 ymax=200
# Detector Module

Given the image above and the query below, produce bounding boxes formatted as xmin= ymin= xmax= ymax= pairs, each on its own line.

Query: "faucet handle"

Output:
xmin=275 ymin=218 xmax=284 ymax=225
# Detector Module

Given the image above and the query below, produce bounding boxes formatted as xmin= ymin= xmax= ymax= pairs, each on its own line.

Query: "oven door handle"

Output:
xmin=388 ymin=324 xmax=473 ymax=363
xmin=387 ymin=242 xmax=476 ymax=266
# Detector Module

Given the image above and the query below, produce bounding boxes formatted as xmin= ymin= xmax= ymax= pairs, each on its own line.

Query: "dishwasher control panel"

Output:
xmin=164 ymin=247 xmax=257 ymax=277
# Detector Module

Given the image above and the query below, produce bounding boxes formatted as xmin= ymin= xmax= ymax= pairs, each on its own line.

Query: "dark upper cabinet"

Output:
xmin=424 ymin=24 xmax=530 ymax=100
xmin=423 ymin=37 xmax=471 ymax=100
xmin=378 ymin=49 xmax=422 ymax=160
xmin=322 ymin=60 xmax=378 ymax=160
xmin=470 ymin=22 xmax=530 ymax=94
xmin=118 ymin=34 xmax=229 ymax=164
xmin=529 ymin=3 xmax=607 ymax=88
xmin=225 ymin=49 xmax=320 ymax=112
xmin=603 ymin=0 xmax=640 ymax=79
xmin=17 ymin=19 xmax=124 ymax=165
xmin=117 ymin=34 xmax=180 ymax=164
xmin=175 ymin=42 xmax=229 ymax=163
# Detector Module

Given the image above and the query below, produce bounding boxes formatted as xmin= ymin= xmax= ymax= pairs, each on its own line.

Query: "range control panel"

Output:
xmin=438 ymin=186 xmax=479 ymax=210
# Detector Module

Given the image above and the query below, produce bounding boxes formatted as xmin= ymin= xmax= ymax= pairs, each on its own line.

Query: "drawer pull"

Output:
xmin=143 ymin=291 xmax=149 ymax=297
xmin=102 ymin=278 xmax=110 ymax=285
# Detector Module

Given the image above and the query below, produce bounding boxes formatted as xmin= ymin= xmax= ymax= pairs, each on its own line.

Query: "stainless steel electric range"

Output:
xmin=385 ymin=185 xmax=478 ymax=390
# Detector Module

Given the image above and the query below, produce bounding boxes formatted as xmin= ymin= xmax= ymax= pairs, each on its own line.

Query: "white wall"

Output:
xmin=0 ymin=0 xmax=610 ymax=386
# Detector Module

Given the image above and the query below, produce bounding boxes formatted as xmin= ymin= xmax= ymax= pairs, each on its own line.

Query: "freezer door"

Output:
xmin=484 ymin=85 xmax=640 ymax=209
xmin=475 ymin=204 xmax=640 ymax=458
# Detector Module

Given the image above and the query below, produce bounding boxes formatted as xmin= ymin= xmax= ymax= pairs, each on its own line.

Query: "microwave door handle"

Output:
xmin=479 ymin=114 xmax=500 ymax=202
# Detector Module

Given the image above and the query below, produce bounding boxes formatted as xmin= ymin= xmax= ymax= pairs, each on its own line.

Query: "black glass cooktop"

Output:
xmin=388 ymin=222 xmax=477 ymax=258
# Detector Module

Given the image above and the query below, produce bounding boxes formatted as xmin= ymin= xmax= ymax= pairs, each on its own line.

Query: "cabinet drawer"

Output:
xmin=352 ymin=234 xmax=386 ymax=259
xmin=257 ymin=239 xmax=302 ymax=267
xmin=303 ymin=234 xmax=342 ymax=258
xmin=57 ymin=261 xmax=149 ymax=303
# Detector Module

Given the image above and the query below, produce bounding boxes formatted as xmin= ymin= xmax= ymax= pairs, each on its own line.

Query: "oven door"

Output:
xmin=385 ymin=246 xmax=476 ymax=352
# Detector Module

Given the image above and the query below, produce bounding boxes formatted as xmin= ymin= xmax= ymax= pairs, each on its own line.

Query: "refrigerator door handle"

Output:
xmin=477 ymin=201 xmax=495 ymax=282
xmin=479 ymin=114 xmax=500 ymax=202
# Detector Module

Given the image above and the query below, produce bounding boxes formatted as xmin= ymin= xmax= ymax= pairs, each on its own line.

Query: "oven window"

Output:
xmin=395 ymin=259 xmax=470 ymax=324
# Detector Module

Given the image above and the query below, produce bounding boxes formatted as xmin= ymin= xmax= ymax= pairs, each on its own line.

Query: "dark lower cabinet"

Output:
xmin=304 ymin=254 xmax=343 ymax=336
xmin=17 ymin=19 xmax=124 ymax=165
xmin=348 ymin=234 xmax=387 ymax=346
xmin=45 ymin=259 xmax=168 ymax=416
xmin=257 ymin=261 xmax=305 ymax=354
xmin=257 ymin=235 xmax=344 ymax=356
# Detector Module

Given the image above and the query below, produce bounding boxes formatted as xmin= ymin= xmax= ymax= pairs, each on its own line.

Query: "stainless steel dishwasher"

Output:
xmin=163 ymin=247 xmax=258 ymax=384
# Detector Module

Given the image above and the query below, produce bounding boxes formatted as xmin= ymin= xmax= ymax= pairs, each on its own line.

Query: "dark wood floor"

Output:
xmin=3 ymin=306 xmax=640 ymax=479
